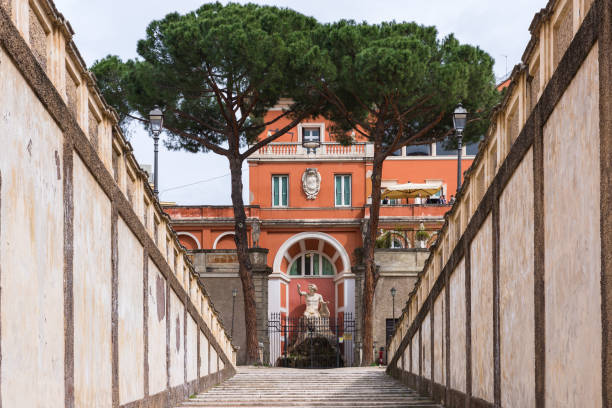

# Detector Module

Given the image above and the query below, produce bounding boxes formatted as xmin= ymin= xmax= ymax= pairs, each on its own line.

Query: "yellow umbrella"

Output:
xmin=381 ymin=183 xmax=442 ymax=199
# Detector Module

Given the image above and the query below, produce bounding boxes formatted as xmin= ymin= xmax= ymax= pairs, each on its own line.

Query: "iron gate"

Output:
xmin=268 ymin=313 xmax=356 ymax=368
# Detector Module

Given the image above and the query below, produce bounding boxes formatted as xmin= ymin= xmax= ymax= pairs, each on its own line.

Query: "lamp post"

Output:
xmin=453 ymin=104 xmax=468 ymax=193
xmin=390 ymin=287 xmax=397 ymax=333
xmin=231 ymin=288 xmax=238 ymax=337
xmin=148 ymin=107 xmax=164 ymax=197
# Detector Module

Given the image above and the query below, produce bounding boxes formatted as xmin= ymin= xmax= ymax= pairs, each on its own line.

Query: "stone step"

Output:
xmin=176 ymin=367 xmax=442 ymax=408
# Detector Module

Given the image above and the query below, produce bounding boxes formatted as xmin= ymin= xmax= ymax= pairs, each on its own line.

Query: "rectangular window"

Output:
xmin=335 ymin=175 xmax=351 ymax=207
xmin=435 ymin=138 xmax=457 ymax=156
xmin=312 ymin=254 xmax=319 ymax=275
xmin=466 ymin=140 xmax=481 ymax=156
xmin=304 ymin=254 xmax=311 ymax=276
xmin=406 ymin=144 xmax=431 ymax=156
xmin=272 ymin=175 xmax=288 ymax=207
xmin=302 ymin=127 xmax=320 ymax=145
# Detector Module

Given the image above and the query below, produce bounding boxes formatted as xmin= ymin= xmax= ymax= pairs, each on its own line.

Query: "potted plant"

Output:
xmin=415 ymin=225 xmax=429 ymax=248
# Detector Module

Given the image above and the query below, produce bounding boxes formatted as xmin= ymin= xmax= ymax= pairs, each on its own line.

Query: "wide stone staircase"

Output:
xmin=176 ymin=366 xmax=442 ymax=407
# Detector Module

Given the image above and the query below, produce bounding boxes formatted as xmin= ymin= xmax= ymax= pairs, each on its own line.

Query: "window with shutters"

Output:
xmin=271 ymin=175 xmax=288 ymax=207
xmin=334 ymin=174 xmax=351 ymax=207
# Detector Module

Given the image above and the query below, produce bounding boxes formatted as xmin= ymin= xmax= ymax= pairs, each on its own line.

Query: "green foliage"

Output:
xmin=415 ymin=228 xmax=430 ymax=242
xmin=375 ymin=231 xmax=392 ymax=249
xmin=92 ymin=3 xmax=329 ymax=154
xmin=317 ymin=21 xmax=499 ymax=150
xmin=90 ymin=55 xmax=132 ymax=132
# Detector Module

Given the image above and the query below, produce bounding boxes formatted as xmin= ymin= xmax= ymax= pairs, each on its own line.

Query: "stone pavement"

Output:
xmin=176 ymin=366 xmax=442 ymax=407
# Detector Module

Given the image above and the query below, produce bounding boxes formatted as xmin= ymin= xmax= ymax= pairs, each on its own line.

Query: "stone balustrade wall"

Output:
xmin=0 ymin=0 xmax=237 ymax=406
xmin=386 ymin=0 xmax=611 ymax=407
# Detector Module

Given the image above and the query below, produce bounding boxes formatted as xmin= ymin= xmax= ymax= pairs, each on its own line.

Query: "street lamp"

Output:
xmin=149 ymin=107 xmax=164 ymax=197
xmin=390 ymin=287 xmax=397 ymax=333
xmin=453 ymin=104 xmax=468 ymax=193
xmin=231 ymin=288 xmax=238 ymax=337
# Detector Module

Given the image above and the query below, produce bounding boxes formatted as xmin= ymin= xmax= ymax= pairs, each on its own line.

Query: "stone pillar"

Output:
xmin=335 ymin=271 xmax=357 ymax=366
xmin=249 ymin=248 xmax=271 ymax=363
xmin=267 ymin=272 xmax=289 ymax=365
xmin=352 ymin=264 xmax=365 ymax=365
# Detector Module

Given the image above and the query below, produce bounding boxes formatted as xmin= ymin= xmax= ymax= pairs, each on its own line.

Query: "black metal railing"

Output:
xmin=268 ymin=313 xmax=356 ymax=368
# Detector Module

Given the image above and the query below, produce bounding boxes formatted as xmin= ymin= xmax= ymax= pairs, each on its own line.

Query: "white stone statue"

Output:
xmin=251 ymin=220 xmax=261 ymax=247
xmin=297 ymin=283 xmax=329 ymax=318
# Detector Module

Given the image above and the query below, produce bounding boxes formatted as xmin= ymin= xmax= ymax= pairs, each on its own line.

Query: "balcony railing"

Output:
xmin=376 ymin=226 xmax=441 ymax=249
xmin=249 ymin=142 xmax=372 ymax=159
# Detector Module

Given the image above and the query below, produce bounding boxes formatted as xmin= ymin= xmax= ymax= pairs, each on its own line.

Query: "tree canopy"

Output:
xmin=317 ymin=20 xmax=498 ymax=152
xmin=92 ymin=2 xmax=329 ymax=156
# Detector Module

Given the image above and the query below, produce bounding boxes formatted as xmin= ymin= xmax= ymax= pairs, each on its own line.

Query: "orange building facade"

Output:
xmin=165 ymin=105 xmax=476 ymax=362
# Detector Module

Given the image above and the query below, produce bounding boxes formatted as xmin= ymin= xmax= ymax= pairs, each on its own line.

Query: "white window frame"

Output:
xmin=288 ymin=251 xmax=337 ymax=277
xmin=271 ymin=175 xmax=289 ymax=207
xmin=297 ymin=123 xmax=326 ymax=143
xmin=334 ymin=174 xmax=352 ymax=207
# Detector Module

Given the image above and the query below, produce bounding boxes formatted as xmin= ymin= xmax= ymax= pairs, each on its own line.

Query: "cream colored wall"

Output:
xmin=449 ymin=259 xmax=465 ymax=392
xmin=543 ymin=43 xmax=602 ymax=407
xmin=118 ymin=218 xmax=144 ymax=405
xmin=169 ymin=289 xmax=185 ymax=387
xmin=211 ymin=347 xmax=218 ymax=373
xmin=200 ymin=331 xmax=209 ymax=376
xmin=499 ymin=149 xmax=535 ymax=408
xmin=187 ymin=314 xmax=198 ymax=382
xmin=470 ymin=215 xmax=493 ymax=403
xmin=422 ymin=313 xmax=431 ymax=379
xmin=73 ymin=155 xmax=113 ymax=407
xmin=147 ymin=260 xmax=167 ymax=394
xmin=0 ymin=1 xmax=236 ymax=405
xmin=387 ymin=2 xmax=604 ymax=406
xmin=411 ymin=330 xmax=419 ymax=374
xmin=433 ymin=292 xmax=445 ymax=385
xmin=0 ymin=46 xmax=65 ymax=408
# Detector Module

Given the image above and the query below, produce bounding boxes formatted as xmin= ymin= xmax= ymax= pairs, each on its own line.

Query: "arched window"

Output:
xmin=391 ymin=237 xmax=404 ymax=248
xmin=289 ymin=252 xmax=335 ymax=276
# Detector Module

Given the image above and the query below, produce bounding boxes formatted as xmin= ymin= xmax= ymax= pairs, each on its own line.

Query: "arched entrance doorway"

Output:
xmin=268 ymin=232 xmax=356 ymax=366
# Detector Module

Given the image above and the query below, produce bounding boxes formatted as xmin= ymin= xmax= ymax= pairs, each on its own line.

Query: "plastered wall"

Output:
xmin=117 ymin=218 xmax=144 ymax=404
xmin=0 ymin=44 xmax=65 ymax=408
xmin=422 ymin=314 xmax=431 ymax=379
xmin=73 ymin=155 xmax=113 ymax=407
xmin=169 ymin=289 xmax=185 ymax=388
xmin=449 ymin=259 xmax=465 ymax=393
xmin=470 ymin=215 xmax=493 ymax=402
xmin=543 ymin=43 xmax=601 ymax=407
xmin=411 ymin=330 xmax=419 ymax=374
xmin=148 ymin=260 xmax=168 ymax=395
xmin=387 ymin=1 xmax=608 ymax=407
xmin=433 ymin=293 xmax=445 ymax=385
xmin=499 ymin=149 xmax=534 ymax=407
xmin=0 ymin=0 xmax=237 ymax=406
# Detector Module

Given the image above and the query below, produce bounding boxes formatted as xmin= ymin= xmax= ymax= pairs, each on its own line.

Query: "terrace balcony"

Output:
xmin=248 ymin=142 xmax=373 ymax=160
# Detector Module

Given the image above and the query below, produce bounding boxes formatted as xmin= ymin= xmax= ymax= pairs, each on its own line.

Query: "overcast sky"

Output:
xmin=54 ymin=0 xmax=547 ymax=205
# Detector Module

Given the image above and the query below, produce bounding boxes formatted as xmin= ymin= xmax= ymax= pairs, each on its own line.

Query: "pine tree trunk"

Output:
xmin=362 ymin=155 xmax=384 ymax=365
xmin=228 ymin=157 xmax=259 ymax=364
